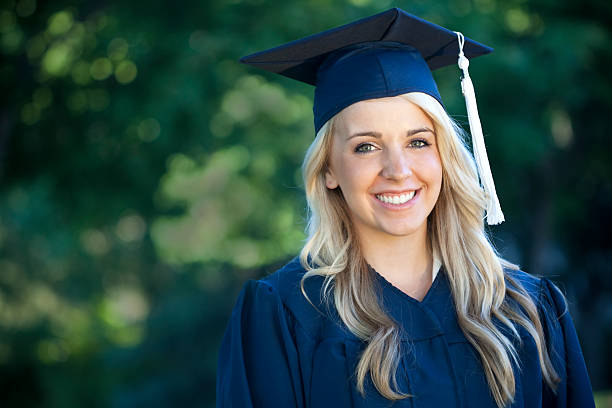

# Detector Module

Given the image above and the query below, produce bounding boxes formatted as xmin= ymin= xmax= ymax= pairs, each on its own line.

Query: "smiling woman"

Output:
xmin=324 ymin=95 xmax=443 ymax=300
xmin=216 ymin=7 xmax=595 ymax=408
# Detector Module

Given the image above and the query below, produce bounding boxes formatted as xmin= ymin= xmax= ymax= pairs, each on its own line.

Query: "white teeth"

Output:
xmin=375 ymin=191 xmax=416 ymax=204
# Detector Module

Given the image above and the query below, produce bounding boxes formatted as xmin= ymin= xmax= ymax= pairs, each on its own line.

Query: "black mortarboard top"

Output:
xmin=240 ymin=7 xmax=505 ymax=225
xmin=240 ymin=7 xmax=493 ymax=134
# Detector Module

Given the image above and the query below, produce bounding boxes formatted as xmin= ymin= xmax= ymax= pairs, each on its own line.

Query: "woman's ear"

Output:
xmin=325 ymin=167 xmax=339 ymax=189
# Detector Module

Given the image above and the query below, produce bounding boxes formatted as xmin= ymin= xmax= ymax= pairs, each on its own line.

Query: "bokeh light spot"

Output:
xmin=107 ymin=325 xmax=144 ymax=347
xmin=26 ymin=34 xmax=46 ymax=60
xmin=71 ymin=60 xmax=91 ymax=84
xmin=0 ymin=11 xmax=16 ymax=33
xmin=33 ymin=87 xmax=53 ymax=109
xmin=551 ymin=108 xmax=573 ymax=149
xmin=1 ymin=28 xmax=24 ymax=53
xmin=107 ymin=37 xmax=128 ymax=61
xmin=251 ymin=152 xmax=277 ymax=178
xmin=88 ymin=88 xmax=110 ymax=111
xmin=90 ymin=57 xmax=113 ymax=80
xmin=222 ymin=90 xmax=253 ymax=122
xmin=114 ymin=60 xmax=137 ymax=84
xmin=21 ymin=103 xmax=40 ymax=125
xmin=474 ymin=0 xmax=495 ymax=13
xmin=347 ymin=0 xmax=371 ymax=6
xmin=108 ymin=287 xmax=149 ymax=323
xmin=505 ymin=8 xmax=531 ymax=34
xmin=67 ymin=90 xmax=88 ymax=113
xmin=116 ymin=213 xmax=147 ymax=242
xmin=137 ymin=118 xmax=161 ymax=142
xmin=209 ymin=112 xmax=234 ymax=138
xmin=80 ymin=228 xmax=110 ymax=256
xmin=47 ymin=10 xmax=74 ymax=36
xmin=42 ymin=42 xmax=73 ymax=76
xmin=95 ymin=13 xmax=108 ymax=31
xmin=16 ymin=0 xmax=36 ymax=18
xmin=231 ymin=239 xmax=260 ymax=268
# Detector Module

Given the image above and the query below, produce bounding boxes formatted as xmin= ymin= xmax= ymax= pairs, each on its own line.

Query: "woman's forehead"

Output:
xmin=335 ymin=97 xmax=434 ymax=136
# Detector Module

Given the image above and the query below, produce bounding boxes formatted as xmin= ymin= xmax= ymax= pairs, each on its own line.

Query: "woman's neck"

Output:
xmin=356 ymin=221 xmax=433 ymax=298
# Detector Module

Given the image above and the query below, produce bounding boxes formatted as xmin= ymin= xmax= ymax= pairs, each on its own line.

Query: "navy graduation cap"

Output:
xmin=240 ymin=7 xmax=505 ymax=225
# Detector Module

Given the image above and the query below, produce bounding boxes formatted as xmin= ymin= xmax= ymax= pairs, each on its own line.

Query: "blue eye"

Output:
xmin=354 ymin=143 xmax=376 ymax=154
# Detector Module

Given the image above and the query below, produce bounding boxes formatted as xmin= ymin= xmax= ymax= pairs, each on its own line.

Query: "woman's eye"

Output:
xmin=354 ymin=143 xmax=376 ymax=153
xmin=354 ymin=140 xmax=429 ymax=153
xmin=410 ymin=139 xmax=429 ymax=148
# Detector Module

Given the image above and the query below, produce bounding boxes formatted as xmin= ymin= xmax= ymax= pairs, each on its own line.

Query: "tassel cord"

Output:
xmin=455 ymin=32 xmax=505 ymax=225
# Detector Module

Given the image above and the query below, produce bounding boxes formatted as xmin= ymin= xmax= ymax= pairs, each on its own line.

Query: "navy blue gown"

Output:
xmin=216 ymin=256 xmax=594 ymax=407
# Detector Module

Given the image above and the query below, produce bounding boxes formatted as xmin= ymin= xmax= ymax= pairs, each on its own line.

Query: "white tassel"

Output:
xmin=455 ymin=32 xmax=504 ymax=225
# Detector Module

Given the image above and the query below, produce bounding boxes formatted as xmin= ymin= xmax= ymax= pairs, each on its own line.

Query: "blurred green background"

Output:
xmin=1 ymin=0 xmax=610 ymax=406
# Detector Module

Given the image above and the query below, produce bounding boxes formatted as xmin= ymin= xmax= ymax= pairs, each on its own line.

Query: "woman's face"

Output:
xmin=325 ymin=95 xmax=443 ymax=241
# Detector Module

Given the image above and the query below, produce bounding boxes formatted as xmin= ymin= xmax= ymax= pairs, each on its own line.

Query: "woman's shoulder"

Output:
xmin=504 ymin=268 xmax=571 ymax=326
xmin=258 ymin=255 xmax=309 ymax=291
xmin=251 ymin=256 xmax=341 ymax=339
xmin=505 ymin=269 xmax=594 ymax=405
xmin=504 ymin=268 xmax=546 ymax=301
xmin=258 ymin=256 xmax=324 ymax=304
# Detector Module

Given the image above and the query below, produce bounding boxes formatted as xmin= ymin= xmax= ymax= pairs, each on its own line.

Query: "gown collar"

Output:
xmin=368 ymin=263 xmax=464 ymax=342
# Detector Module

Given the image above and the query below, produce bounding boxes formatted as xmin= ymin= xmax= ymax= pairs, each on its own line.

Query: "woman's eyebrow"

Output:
xmin=346 ymin=127 xmax=434 ymax=140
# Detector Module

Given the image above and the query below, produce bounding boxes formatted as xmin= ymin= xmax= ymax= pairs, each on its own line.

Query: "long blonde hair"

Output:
xmin=298 ymin=92 xmax=560 ymax=407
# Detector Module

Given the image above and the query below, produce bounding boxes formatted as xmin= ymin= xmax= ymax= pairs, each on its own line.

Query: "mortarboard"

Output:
xmin=240 ymin=7 xmax=504 ymax=225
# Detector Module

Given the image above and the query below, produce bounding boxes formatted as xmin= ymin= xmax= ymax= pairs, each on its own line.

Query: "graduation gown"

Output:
xmin=216 ymin=256 xmax=594 ymax=407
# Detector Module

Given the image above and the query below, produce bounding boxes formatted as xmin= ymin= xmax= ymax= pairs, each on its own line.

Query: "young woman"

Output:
xmin=216 ymin=8 xmax=594 ymax=408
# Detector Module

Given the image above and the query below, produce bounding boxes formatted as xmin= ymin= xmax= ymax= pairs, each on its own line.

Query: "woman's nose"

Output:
xmin=380 ymin=147 xmax=413 ymax=180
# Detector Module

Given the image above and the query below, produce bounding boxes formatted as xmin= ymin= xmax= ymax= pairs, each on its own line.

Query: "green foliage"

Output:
xmin=1 ymin=0 xmax=610 ymax=406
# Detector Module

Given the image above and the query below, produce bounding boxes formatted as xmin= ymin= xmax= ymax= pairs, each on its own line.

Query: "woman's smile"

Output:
xmin=372 ymin=188 xmax=420 ymax=209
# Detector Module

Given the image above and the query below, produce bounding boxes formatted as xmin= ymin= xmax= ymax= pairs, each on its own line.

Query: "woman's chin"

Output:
xmin=373 ymin=220 xmax=427 ymax=238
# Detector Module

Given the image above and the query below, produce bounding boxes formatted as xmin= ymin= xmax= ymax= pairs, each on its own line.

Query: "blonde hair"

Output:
xmin=298 ymin=92 xmax=560 ymax=407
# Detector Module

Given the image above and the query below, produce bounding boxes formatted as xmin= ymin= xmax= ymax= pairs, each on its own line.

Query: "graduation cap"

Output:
xmin=240 ymin=7 xmax=504 ymax=225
